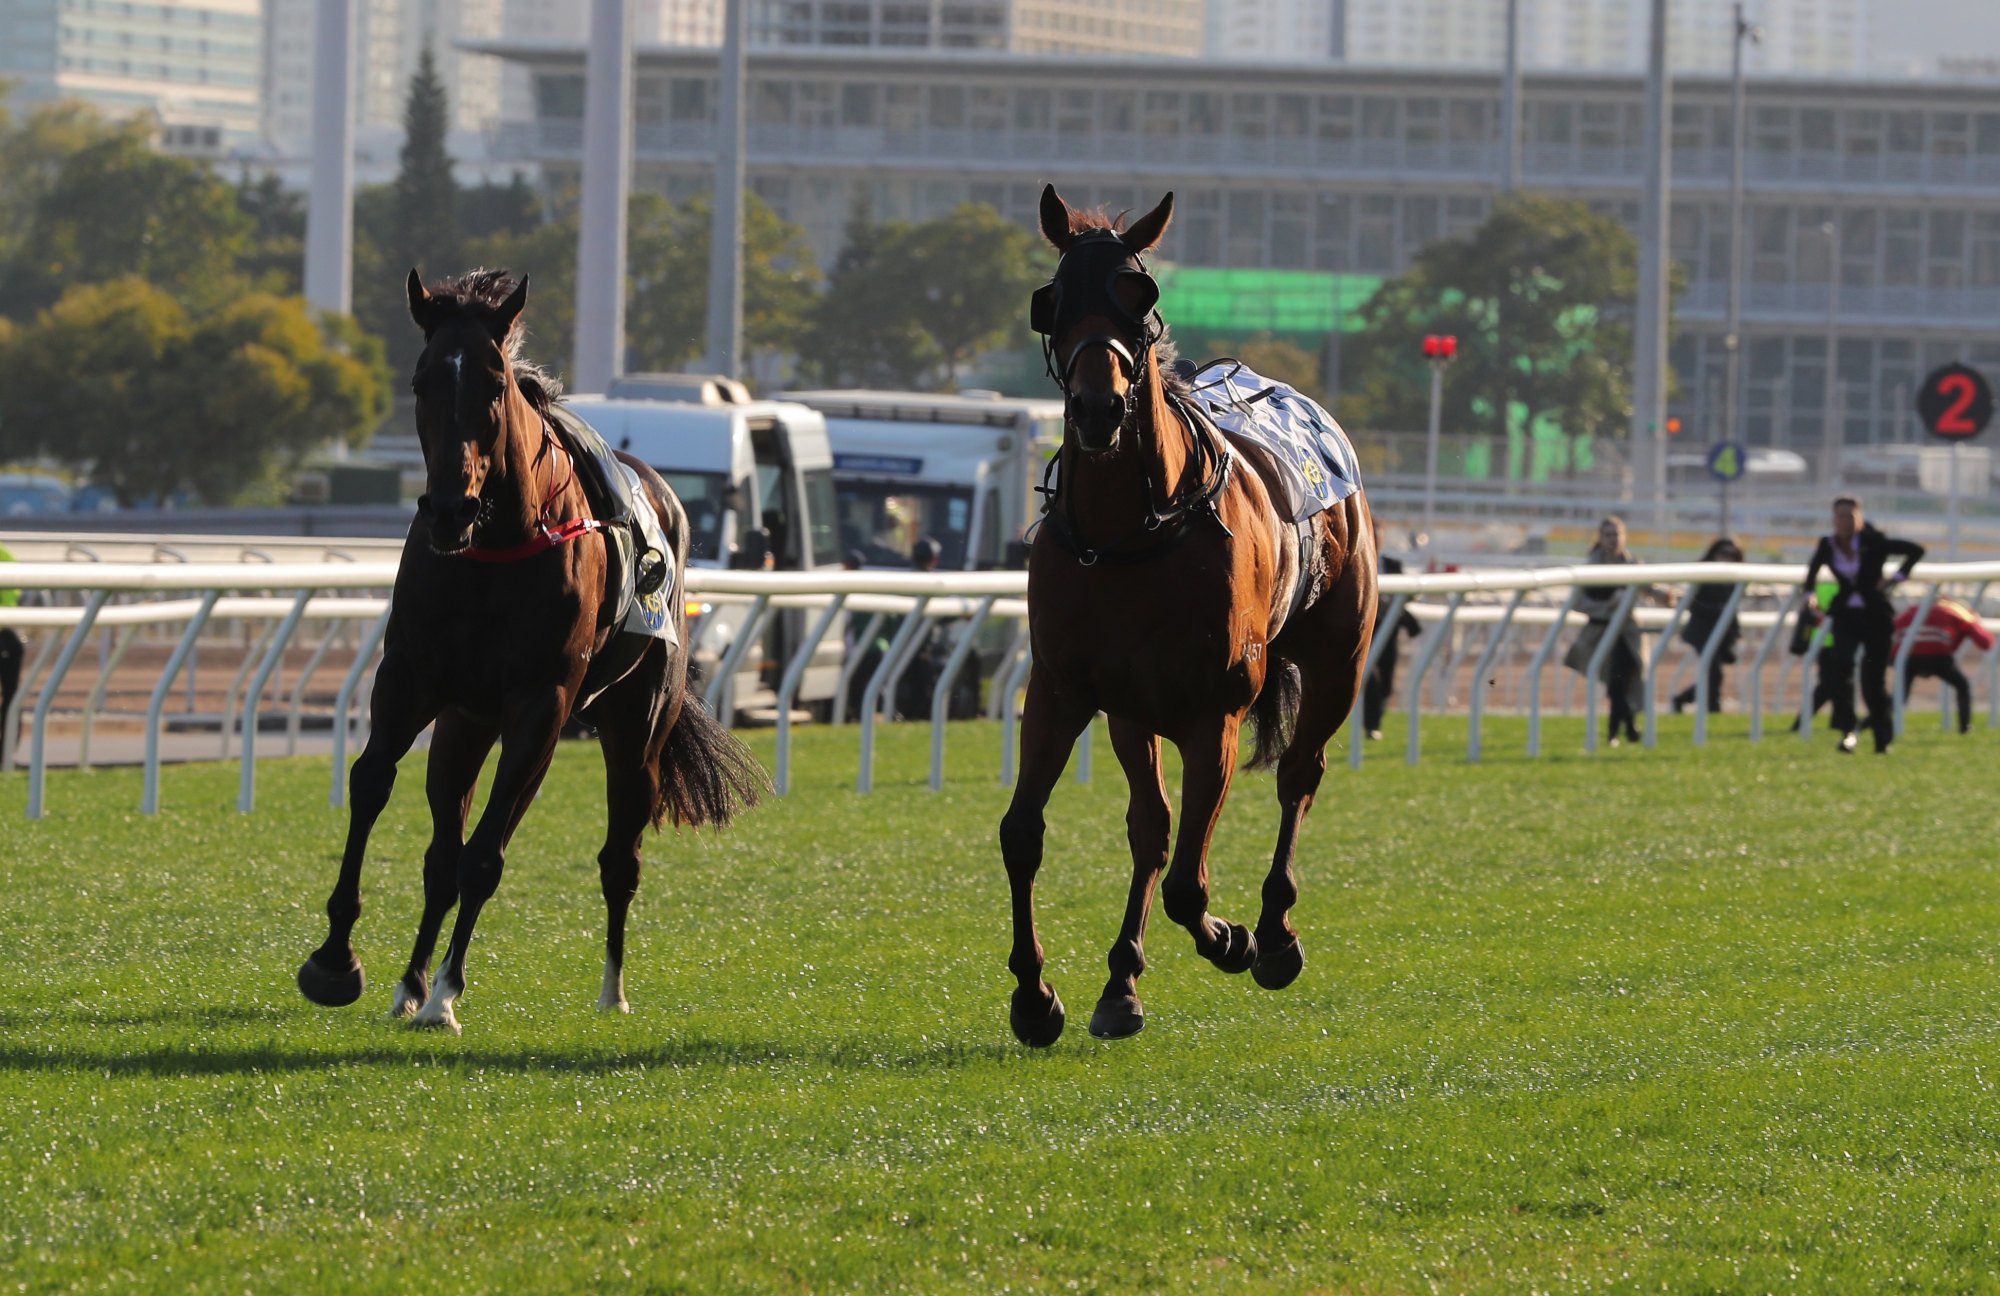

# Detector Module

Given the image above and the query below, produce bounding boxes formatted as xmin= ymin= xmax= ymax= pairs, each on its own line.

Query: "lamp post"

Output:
xmin=1421 ymin=333 xmax=1458 ymax=548
xmin=1721 ymin=4 xmax=1761 ymax=457
xmin=1819 ymin=221 xmax=1842 ymax=490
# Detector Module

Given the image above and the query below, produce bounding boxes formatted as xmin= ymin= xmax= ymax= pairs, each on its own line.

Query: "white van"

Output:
xmin=783 ymin=390 xmax=1064 ymax=570
xmin=562 ymin=387 xmax=843 ymax=719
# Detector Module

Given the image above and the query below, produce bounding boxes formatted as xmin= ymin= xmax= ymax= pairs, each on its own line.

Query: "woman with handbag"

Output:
xmin=1566 ymin=516 xmax=1647 ymax=746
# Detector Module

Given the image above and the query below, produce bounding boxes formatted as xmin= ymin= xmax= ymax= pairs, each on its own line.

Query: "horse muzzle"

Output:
xmin=417 ymin=493 xmax=481 ymax=552
xmin=1068 ymin=391 xmax=1125 ymax=454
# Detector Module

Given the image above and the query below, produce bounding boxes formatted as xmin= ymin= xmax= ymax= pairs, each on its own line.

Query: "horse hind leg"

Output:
xmin=391 ymin=712 xmax=495 ymax=1018
xmin=587 ymin=655 xmax=671 ymax=1015
xmin=1253 ymin=617 xmax=1369 ymax=991
xmin=413 ymin=690 xmax=566 ymax=1035
xmin=1088 ymin=718 xmax=1171 ymax=1040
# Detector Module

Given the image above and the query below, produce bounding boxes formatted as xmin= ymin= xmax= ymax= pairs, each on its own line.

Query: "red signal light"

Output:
xmin=1421 ymin=334 xmax=1459 ymax=361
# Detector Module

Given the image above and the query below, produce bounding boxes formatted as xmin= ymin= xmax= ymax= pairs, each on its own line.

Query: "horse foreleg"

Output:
xmin=391 ymin=712 xmax=496 ymax=1018
xmin=1089 ymin=718 xmax=1170 ymax=1040
xmin=998 ymin=667 xmax=1095 ymax=1047
xmin=1162 ymin=713 xmax=1258 ymax=975
xmin=412 ymin=688 xmax=565 ymax=1035
xmin=299 ymin=656 xmax=436 ymax=1008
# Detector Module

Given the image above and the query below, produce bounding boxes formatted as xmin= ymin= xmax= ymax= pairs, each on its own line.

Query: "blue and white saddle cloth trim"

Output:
xmin=1187 ymin=359 xmax=1361 ymax=523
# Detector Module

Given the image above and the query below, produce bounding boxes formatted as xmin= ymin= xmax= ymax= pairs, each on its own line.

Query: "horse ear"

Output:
xmin=1038 ymin=184 xmax=1072 ymax=252
xmin=1122 ymin=192 xmax=1174 ymax=255
xmin=492 ymin=274 xmax=529 ymax=337
xmin=406 ymin=268 xmax=441 ymax=334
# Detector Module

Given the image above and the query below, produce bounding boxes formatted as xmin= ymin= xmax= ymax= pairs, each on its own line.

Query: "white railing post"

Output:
xmin=238 ymin=590 xmax=315 ymax=813
xmin=330 ymin=604 xmax=393 ymax=808
xmin=143 ymin=590 xmax=222 ymax=814
xmin=1525 ymin=588 xmax=1582 ymax=758
xmin=856 ymin=596 xmax=929 ymax=794
xmin=1583 ymin=586 xmax=1639 ymax=754
xmin=1890 ymin=583 xmax=1939 ymax=740
xmin=77 ymin=626 xmax=140 ymax=770
xmin=1466 ymin=589 xmax=1525 ymax=762
xmin=832 ymin=611 xmax=883 ymax=725
xmin=1760 ymin=588 xmax=1808 ymax=740
xmin=1795 ymin=607 xmax=1831 ymax=742
xmin=26 ymin=590 xmax=110 ymax=820
xmin=999 ymin=640 xmax=1035 ymax=785
xmin=1404 ymin=591 xmax=1464 ymax=767
xmin=774 ymin=594 xmax=846 ymax=796
xmin=286 ymin=618 xmax=349 ymax=757
xmin=1351 ymin=593 xmax=1409 ymax=771
xmin=1642 ymin=583 xmax=1695 ymax=748
xmin=220 ymin=617 xmax=283 ymax=760
xmin=930 ymin=595 xmax=996 ymax=791
xmin=703 ymin=593 xmax=770 ymax=723
xmin=1691 ymin=580 xmax=1749 ymax=746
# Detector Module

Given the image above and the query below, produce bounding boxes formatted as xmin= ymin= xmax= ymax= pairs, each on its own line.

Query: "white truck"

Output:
xmin=564 ymin=377 xmax=844 ymax=719
xmin=782 ymin=390 xmax=1064 ymax=570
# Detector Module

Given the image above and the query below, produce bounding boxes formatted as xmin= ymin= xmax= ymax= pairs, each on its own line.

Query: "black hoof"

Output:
xmin=1252 ymin=936 xmax=1304 ymax=990
xmin=297 ymin=948 xmax=365 ymax=1007
xmin=1010 ymin=984 xmax=1066 ymax=1048
xmin=1088 ymin=994 xmax=1145 ymax=1040
xmin=1205 ymin=923 xmax=1259 ymax=975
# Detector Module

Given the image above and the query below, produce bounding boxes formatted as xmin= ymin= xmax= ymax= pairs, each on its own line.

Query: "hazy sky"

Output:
xmin=1870 ymin=0 xmax=2000 ymax=73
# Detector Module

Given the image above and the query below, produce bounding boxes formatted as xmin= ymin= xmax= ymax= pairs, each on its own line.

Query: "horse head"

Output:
xmin=405 ymin=268 xmax=530 ymax=553
xmin=1032 ymin=185 xmax=1173 ymax=454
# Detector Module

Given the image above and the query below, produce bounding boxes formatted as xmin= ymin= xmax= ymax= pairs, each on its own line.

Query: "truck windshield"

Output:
xmin=657 ymin=469 xmax=730 ymax=561
xmin=834 ymin=480 xmax=974 ymax=568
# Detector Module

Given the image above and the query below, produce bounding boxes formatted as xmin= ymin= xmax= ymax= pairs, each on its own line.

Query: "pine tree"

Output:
xmin=391 ymin=43 xmax=459 ymax=280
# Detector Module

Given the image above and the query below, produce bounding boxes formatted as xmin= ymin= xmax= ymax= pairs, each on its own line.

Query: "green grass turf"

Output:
xmin=3 ymin=712 xmax=1999 ymax=1293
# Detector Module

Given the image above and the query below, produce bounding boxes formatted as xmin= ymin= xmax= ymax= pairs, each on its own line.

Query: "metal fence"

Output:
xmin=6 ymin=557 xmax=2000 ymax=821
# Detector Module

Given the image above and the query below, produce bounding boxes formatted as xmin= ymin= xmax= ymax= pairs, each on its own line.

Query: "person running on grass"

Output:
xmin=1801 ymin=495 xmax=1923 ymax=755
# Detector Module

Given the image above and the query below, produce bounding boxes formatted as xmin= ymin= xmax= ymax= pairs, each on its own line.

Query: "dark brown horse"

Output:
xmin=1001 ymin=186 xmax=1377 ymax=1045
xmin=296 ymin=269 xmax=762 ymax=1034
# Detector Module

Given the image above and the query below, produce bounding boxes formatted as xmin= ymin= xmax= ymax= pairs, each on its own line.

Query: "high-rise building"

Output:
xmin=1206 ymin=0 xmax=1344 ymax=62
xmin=1332 ymin=0 xmax=1871 ymax=75
xmin=0 ymin=0 xmax=264 ymax=156
xmin=264 ymin=0 xmax=505 ymax=162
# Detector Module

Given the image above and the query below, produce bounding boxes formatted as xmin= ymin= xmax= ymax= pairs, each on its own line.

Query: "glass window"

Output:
xmin=881 ymin=85 xmax=920 ymax=132
xmin=535 ymin=74 xmax=584 ymax=120
xmin=840 ymin=83 xmax=876 ymax=126
xmin=1360 ymin=97 xmax=1396 ymax=141
xmin=925 ymin=85 xmax=962 ymax=130
xmin=670 ymin=78 xmax=711 ymax=122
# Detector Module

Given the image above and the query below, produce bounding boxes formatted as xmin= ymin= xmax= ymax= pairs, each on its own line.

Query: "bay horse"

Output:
xmin=1001 ymin=187 xmax=1377 ymax=1045
xmin=296 ymin=269 xmax=763 ymax=1034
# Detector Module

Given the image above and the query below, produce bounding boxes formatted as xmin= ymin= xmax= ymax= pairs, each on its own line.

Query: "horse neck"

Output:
xmin=482 ymin=381 xmax=567 ymax=545
xmin=1064 ymin=355 xmax=1195 ymax=546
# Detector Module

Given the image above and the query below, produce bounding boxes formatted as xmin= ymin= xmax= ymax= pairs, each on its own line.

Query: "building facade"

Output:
xmin=0 ymin=0 xmax=263 ymax=155
xmin=1334 ymin=0 xmax=1871 ymax=75
xmin=480 ymin=43 xmax=2000 ymax=454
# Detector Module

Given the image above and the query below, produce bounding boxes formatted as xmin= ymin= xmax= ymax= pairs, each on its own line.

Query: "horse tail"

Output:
xmin=1243 ymin=656 xmax=1301 ymax=771
xmin=652 ymin=685 xmax=768 ymax=830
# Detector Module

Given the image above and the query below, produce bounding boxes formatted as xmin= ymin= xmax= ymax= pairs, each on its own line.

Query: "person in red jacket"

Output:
xmin=1893 ymin=597 xmax=1995 ymax=733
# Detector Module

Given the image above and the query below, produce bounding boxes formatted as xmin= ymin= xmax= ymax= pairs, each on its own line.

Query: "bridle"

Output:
xmin=1031 ymin=230 xmax=1164 ymax=440
xmin=1028 ymin=231 xmax=1233 ymax=566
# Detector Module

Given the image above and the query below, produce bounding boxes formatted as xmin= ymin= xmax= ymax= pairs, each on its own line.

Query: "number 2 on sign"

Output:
xmin=1938 ymin=373 xmax=1979 ymax=435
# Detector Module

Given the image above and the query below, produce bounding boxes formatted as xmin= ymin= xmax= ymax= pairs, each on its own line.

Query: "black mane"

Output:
xmin=425 ymin=268 xmax=564 ymax=419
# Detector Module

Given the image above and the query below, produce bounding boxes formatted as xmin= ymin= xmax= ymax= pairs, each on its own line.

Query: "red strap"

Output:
xmin=458 ymin=516 xmax=603 ymax=563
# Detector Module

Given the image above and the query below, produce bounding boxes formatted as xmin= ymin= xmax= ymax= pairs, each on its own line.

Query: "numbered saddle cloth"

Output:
xmin=1185 ymin=359 xmax=1362 ymax=522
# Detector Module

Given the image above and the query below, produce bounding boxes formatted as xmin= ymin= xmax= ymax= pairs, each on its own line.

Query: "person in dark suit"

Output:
xmin=1672 ymin=536 xmax=1744 ymax=714
xmin=1363 ymin=519 xmax=1421 ymax=739
xmin=1802 ymin=495 xmax=1924 ymax=754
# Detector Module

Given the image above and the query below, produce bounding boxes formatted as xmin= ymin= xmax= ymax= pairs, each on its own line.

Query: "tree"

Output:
xmin=800 ymin=203 xmax=1047 ymax=391
xmin=234 ymin=169 xmax=307 ymax=295
xmin=0 ymin=121 xmax=252 ymax=318
xmin=625 ymin=191 xmax=819 ymax=373
xmin=392 ymin=43 xmax=460 ymax=279
xmin=0 ymin=278 xmax=390 ymax=504
xmin=454 ymin=189 xmax=820 ymax=385
xmin=0 ymin=98 xmax=118 ymax=278
xmin=1340 ymin=195 xmax=1674 ymax=474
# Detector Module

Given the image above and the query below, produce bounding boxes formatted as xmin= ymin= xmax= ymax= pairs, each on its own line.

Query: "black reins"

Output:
xmin=1028 ymin=231 xmax=1235 ymax=566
